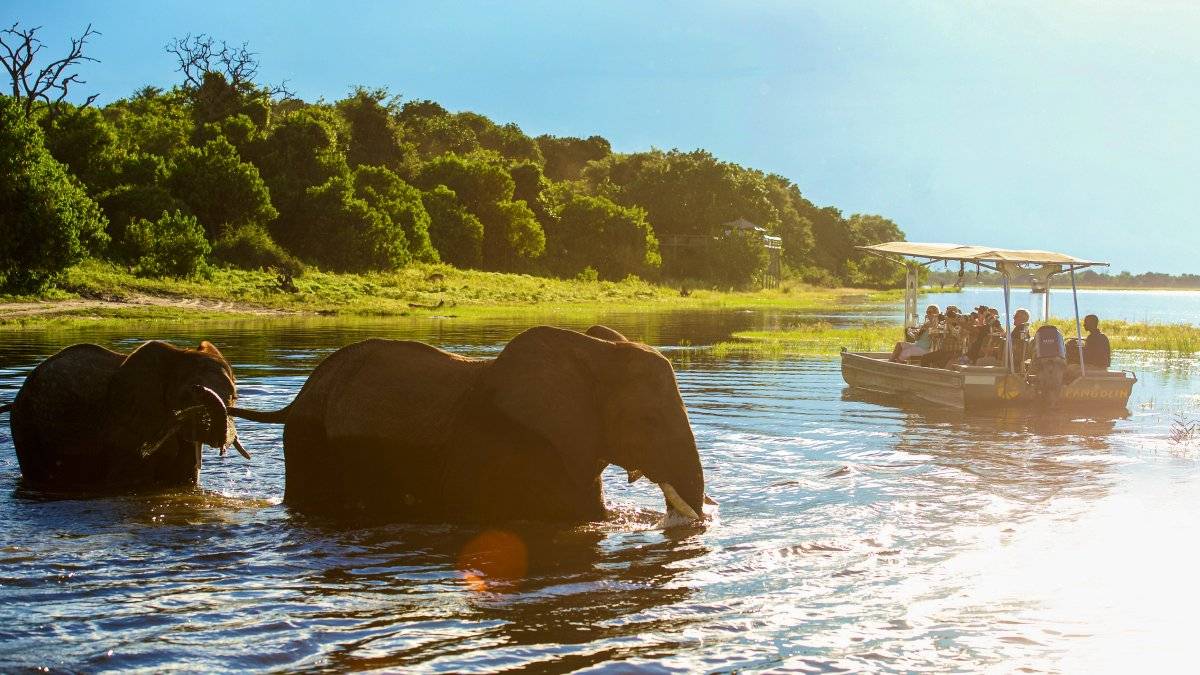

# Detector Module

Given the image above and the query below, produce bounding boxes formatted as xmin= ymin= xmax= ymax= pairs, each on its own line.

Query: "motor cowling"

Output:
xmin=1034 ymin=325 xmax=1066 ymax=360
xmin=1031 ymin=325 xmax=1067 ymax=407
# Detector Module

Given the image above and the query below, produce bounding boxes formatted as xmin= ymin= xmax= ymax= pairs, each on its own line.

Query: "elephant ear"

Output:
xmin=585 ymin=325 xmax=628 ymax=342
xmin=197 ymin=340 xmax=235 ymax=383
xmin=485 ymin=326 xmax=614 ymax=491
xmin=106 ymin=341 xmax=175 ymax=448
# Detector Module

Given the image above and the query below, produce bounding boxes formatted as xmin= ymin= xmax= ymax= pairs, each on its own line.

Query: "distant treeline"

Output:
xmin=0 ymin=26 xmax=906 ymax=293
xmin=926 ymin=269 xmax=1200 ymax=289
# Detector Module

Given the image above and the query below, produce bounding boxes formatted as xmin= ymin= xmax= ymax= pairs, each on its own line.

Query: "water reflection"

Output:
xmin=0 ymin=313 xmax=1196 ymax=671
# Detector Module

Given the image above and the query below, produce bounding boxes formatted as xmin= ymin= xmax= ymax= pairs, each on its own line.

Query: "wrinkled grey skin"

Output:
xmin=232 ymin=325 xmax=706 ymax=523
xmin=5 ymin=340 xmax=239 ymax=492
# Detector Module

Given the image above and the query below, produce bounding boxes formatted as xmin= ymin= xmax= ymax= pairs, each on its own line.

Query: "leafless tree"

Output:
xmin=165 ymin=33 xmax=292 ymax=99
xmin=0 ymin=22 xmax=100 ymax=118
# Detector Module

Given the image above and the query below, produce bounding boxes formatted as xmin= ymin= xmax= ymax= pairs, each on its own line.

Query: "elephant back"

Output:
xmin=290 ymin=339 xmax=486 ymax=443
xmin=281 ymin=338 xmax=487 ymax=513
xmin=11 ymin=344 xmax=125 ymax=485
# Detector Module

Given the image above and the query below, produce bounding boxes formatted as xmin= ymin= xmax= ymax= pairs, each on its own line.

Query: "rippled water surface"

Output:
xmin=2 ymin=309 xmax=1198 ymax=672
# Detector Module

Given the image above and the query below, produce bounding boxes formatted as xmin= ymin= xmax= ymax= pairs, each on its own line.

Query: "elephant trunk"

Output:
xmin=191 ymin=384 xmax=234 ymax=449
xmin=651 ymin=436 xmax=706 ymax=527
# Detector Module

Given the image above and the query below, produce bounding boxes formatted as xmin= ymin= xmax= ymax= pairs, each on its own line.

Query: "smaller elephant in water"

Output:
xmin=1 ymin=340 xmax=248 ymax=492
xmin=231 ymin=325 xmax=709 ymax=524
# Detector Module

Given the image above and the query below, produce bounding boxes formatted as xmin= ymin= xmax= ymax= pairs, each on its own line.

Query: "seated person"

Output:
xmin=1009 ymin=308 xmax=1031 ymax=370
xmin=890 ymin=304 xmax=940 ymax=362
xmin=920 ymin=306 xmax=967 ymax=368
xmin=966 ymin=305 xmax=1000 ymax=363
xmin=1068 ymin=314 xmax=1111 ymax=369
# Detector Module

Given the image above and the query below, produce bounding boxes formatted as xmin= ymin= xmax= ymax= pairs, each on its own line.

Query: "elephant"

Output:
xmin=0 ymin=340 xmax=248 ymax=492
xmin=230 ymin=325 xmax=708 ymax=524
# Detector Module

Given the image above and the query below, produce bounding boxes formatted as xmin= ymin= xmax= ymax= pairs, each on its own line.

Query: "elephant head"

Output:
xmin=483 ymin=325 xmax=705 ymax=523
xmin=108 ymin=340 xmax=243 ymax=484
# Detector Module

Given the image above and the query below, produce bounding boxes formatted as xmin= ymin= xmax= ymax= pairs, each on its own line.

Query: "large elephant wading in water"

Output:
xmin=1 ymin=340 xmax=248 ymax=491
xmin=231 ymin=326 xmax=707 ymax=523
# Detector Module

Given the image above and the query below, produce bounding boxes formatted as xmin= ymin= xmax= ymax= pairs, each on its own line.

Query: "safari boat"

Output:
xmin=840 ymin=242 xmax=1136 ymax=411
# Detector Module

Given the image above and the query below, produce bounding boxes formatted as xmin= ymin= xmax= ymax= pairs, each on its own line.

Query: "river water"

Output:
xmin=1 ymin=301 xmax=1198 ymax=672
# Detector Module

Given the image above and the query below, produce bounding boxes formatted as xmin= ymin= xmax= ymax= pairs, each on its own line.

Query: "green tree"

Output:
xmin=125 ymin=210 xmax=210 ymax=277
xmin=421 ymin=185 xmax=483 ymax=268
xmin=273 ymin=174 xmax=408 ymax=272
xmin=399 ymin=100 xmax=479 ymax=157
xmin=413 ymin=153 xmax=545 ymax=270
xmin=456 ymin=112 xmax=541 ymax=162
xmin=845 ymin=214 xmax=906 ymax=288
xmin=103 ymin=87 xmax=194 ymax=158
xmin=352 ymin=164 xmax=437 ymax=262
xmin=0 ymin=95 xmax=107 ymax=292
xmin=337 ymin=87 xmax=413 ymax=169
xmin=545 ymin=192 xmax=660 ymax=280
xmin=536 ymin=134 xmax=611 ymax=181
xmin=167 ymin=137 xmax=276 ymax=239
xmin=38 ymin=104 xmax=121 ymax=194
xmin=252 ymin=106 xmax=348 ymax=211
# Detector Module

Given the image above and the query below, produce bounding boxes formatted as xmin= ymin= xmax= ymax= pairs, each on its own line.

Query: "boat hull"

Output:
xmin=840 ymin=351 xmax=1135 ymax=411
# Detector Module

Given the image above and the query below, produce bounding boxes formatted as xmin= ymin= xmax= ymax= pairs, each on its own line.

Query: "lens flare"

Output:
xmin=457 ymin=529 xmax=528 ymax=592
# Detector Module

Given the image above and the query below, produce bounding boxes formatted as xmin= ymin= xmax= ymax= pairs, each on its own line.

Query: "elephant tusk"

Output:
xmin=138 ymin=421 xmax=184 ymax=459
xmin=627 ymin=469 xmax=644 ymax=484
xmin=231 ymin=436 xmax=251 ymax=460
xmin=659 ymin=482 xmax=700 ymax=521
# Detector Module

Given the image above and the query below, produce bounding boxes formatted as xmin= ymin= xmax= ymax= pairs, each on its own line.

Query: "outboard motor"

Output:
xmin=1031 ymin=325 xmax=1067 ymax=407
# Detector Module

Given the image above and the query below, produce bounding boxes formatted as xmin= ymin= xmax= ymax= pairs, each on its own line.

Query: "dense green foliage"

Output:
xmin=125 ymin=209 xmax=210 ymax=277
xmin=0 ymin=96 xmax=108 ymax=292
xmin=4 ymin=32 xmax=912 ymax=289
xmin=212 ymin=224 xmax=305 ymax=276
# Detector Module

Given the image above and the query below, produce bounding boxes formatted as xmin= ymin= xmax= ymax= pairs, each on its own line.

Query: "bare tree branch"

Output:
xmin=166 ymin=33 xmax=292 ymax=101
xmin=0 ymin=22 xmax=100 ymax=118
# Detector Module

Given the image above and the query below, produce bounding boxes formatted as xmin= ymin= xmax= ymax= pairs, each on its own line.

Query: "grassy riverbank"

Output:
xmin=711 ymin=319 xmax=1200 ymax=358
xmin=0 ymin=260 xmax=888 ymax=328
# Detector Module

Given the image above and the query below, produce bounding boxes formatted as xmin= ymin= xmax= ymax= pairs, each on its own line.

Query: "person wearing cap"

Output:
xmin=921 ymin=305 xmax=967 ymax=368
xmin=890 ymin=304 xmax=940 ymax=362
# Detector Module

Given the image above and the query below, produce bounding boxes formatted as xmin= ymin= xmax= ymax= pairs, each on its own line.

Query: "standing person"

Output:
xmin=1010 ymin=308 xmax=1031 ymax=370
xmin=1081 ymin=314 xmax=1112 ymax=368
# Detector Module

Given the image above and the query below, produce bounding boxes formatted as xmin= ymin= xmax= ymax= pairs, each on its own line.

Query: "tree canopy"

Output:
xmin=1 ymin=27 xmax=911 ymax=288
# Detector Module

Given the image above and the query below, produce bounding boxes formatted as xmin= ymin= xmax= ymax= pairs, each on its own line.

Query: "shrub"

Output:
xmin=272 ymin=174 xmax=407 ymax=272
xmin=167 ymin=137 xmax=277 ymax=238
xmin=212 ymin=224 xmax=305 ymax=276
xmin=0 ymin=95 xmax=108 ymax=292
xmin=545 ymin=193 xmax=660 ymax=280
xmin=126 ymin=210 xmax=210 ymax=277
xmin=421 ymin=185 xmax=483 ymax=268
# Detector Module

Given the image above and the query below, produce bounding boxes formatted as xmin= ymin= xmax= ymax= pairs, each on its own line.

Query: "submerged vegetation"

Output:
xmin=711 ymin=319 xmax=1200 ymax=358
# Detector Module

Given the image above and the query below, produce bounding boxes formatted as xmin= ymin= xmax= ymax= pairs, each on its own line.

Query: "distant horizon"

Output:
xmin=8 ymin=0 xmax=1197 ymax=274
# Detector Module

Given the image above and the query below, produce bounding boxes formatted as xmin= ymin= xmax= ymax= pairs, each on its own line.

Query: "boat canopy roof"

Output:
xmin=858 ymin=241 xmax=1107 ymax=269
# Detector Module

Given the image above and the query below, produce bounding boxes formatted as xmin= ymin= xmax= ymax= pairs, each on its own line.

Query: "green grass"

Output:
xmin=709 ymin=318 xmax=1200 ymax=358
xmin=0 ymin=260 xmax=882 ymax=328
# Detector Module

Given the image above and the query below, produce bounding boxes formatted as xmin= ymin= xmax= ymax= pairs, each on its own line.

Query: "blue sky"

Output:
xmin=8 ymin=1 xmax=1197 ymax=273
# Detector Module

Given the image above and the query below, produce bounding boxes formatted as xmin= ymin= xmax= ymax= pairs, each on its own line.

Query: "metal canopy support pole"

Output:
xmin=1044 ymin=277 xmax=1052 ymax=321
xmin=1071 ymin=267 xmax=1086 ymax=378
xmin=1002 ymin=274 xmax=1013 ymax=373
xmin=904 ymin=263 xmax=918 ymax=332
